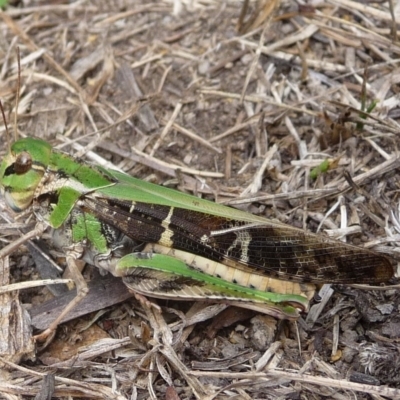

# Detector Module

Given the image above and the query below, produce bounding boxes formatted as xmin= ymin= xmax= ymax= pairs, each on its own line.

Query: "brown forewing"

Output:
xmin=81 ymin=196 xmax=393 ymax=285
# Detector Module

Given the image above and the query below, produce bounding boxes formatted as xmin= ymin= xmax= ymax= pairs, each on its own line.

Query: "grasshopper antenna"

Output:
xmin=14 ymin=47 xmax=21 ymax=143
xmin=0 ymin=100 xmax=10 ymax=152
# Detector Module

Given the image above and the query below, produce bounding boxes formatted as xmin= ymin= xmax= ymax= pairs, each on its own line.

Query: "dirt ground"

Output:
xmin=1 ymin=0 xmax=400 ymax=399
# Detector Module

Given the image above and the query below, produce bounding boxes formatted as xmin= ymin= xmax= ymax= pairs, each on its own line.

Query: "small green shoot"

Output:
xmin=310 ymin=159 xmax=330 ymax=179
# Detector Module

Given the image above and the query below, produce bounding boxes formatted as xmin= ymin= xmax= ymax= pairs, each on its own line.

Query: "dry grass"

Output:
xmin=1 ymin=0 xmax=400 ymax=398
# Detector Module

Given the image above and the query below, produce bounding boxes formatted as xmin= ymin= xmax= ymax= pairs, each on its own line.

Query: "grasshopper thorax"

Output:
xmin=0 ymin=138 xmax=52 ymax=212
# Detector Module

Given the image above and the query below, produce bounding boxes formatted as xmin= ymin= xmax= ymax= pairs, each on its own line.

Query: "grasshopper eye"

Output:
xmin=14 ymin=151 xmax=32 ymax=174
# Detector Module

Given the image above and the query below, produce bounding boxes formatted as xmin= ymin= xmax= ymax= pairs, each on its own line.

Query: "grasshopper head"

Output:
xmin=0 ymin=138 xmax=52 ymax=212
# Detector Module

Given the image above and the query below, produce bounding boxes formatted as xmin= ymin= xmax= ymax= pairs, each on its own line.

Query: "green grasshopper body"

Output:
xmin=0 ymin=137 xmax=394 ymax=333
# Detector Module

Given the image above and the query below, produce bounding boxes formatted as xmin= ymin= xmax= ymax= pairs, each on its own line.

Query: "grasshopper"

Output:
xmin=0 ymin=137 xmax=394 ymax=339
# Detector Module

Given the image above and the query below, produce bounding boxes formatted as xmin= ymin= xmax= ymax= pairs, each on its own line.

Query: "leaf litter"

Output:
xmin=0 ymin=0 xmax=400 ymax=398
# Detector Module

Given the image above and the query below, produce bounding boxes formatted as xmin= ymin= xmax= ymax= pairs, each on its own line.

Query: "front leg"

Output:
xmin=33 ymin=254 xmax=89 ymax=341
